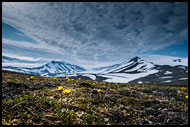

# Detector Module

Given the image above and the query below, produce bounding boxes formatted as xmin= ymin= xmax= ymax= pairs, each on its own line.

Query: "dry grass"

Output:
xmin=2 ymin=70 xmax=188 ymax=125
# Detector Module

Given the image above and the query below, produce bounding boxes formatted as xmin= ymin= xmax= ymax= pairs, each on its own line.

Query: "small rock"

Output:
xmin=140 ymin=119 xmax=150 ymax=125
xmin=161 ymin=108 xmax=168 ymax=114
xmin=158 ymin=108 xmax=162 ymax=112
xmin=168 ymin=112 xmax=175 ymax=116
xmin=149 ymin=121 xmax=153 ymax=125
xmin=157 ymin=114 xmax=167 ymax=124
xmin=145 ymin=108 xmax=154 ymax=115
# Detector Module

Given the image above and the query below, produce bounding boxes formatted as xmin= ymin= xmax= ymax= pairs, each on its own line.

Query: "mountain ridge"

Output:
xmin=2 ymin=56 xmax=188 ymax=84
xmin=2 ymin=60 xmax=86 ymax=77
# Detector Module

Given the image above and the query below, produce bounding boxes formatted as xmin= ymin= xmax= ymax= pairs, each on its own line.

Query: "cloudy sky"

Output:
xmin=2 ymin=2 xmax=188 ymax=69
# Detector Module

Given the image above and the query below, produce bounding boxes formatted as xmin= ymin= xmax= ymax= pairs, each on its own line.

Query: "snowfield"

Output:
xmin=98 ymin=69 xmax=159 ymax=83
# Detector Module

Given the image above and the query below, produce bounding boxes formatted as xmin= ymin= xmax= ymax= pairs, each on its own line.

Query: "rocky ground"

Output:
xmin=2 ymin=70 xmax=188 ymax=125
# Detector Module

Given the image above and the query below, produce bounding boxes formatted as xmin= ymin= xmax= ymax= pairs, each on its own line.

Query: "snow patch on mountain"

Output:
xmin=162 ymin=80 xmax=172 ymax=83
xmin=98 ymin=69 xmax=159 ymax=83
xmin=139 ymin=54 xmax=188 ymax=66
xmin=82 ymin=74 xmax=96 ymax=80
xmin=160 ymin=76 xmax=173 ymax=79
xmin=138 ymin=81 xmax=143 ymax=84
xmin=178 ymin=78 xmax=188 ymax=80
xmin=164 ymin=71 xmax=173 ymax=75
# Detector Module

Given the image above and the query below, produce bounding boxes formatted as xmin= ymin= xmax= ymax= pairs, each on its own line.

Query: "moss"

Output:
xmin=2 ymin=71 xmax=188 ymax=125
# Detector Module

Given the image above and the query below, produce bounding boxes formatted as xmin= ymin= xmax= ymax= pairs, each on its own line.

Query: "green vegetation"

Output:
xmin=2 ymin=70 xmax=188 ymax=125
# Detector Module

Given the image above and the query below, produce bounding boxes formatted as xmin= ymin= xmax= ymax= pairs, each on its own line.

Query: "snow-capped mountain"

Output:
xmin=2 ymin=55 xmax=188 ymax=84
xmin=100 ymin=56 xmax=156 ymax=74
xmin=91 ymin=56 xmax=159 ymax=83
xmin=70 ymin=56 xmax=188 ymax=84
xmin=3 ymin=60 xmax=86 ymax=77
xmin=40 ymin=61 xmax=86 ymax=74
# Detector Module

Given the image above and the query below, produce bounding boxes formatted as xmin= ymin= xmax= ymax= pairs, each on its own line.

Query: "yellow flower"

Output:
xmin=65 ymin=77 xmax=69 ymax=80
xmin=71 ymin=79 xmax=74 ymax=81
xmin=26 ymin=78 xmax=30 ymax=80
xmin=53 ymin=78 xmax=56 ymax=80
xmin=63 ymin=89 xmax=71 ymax=95
xmin=78 ymin=78 xmax=81 ymax=81
xmin=92 ymin=83 xmax=96 ymax=85
xmin=56 ymin=86 xmax=63 ymax=91
xmin=12 ymin=119 xmax=20 ymax=124
xmin=181 ymin=87 xmax=187 ymax=90
xmin=30 ymin=76 xmax=34 ymax=79
xmin=2 ymin=119 xmax=6 ymax=124
xmin=185 ymin=95 xmax=188 ymax=99
xmin=97 ymin=89 xmax=102 ymax=92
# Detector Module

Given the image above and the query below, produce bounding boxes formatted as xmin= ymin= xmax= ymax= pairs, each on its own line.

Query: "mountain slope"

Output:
xmin=3 ymin=61 xmax=86 ymax=77
xmin=139 ymin=54 xmax=188 ymax=66
xmin=100 ymin=56 xmax=156 ymax=74
xmin=128 ymin=65 xmax=188 ymax=84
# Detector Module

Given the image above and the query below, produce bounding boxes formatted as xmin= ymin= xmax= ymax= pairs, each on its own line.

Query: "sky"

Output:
xmin=2 ymin=2 xmax=188 ymax=69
